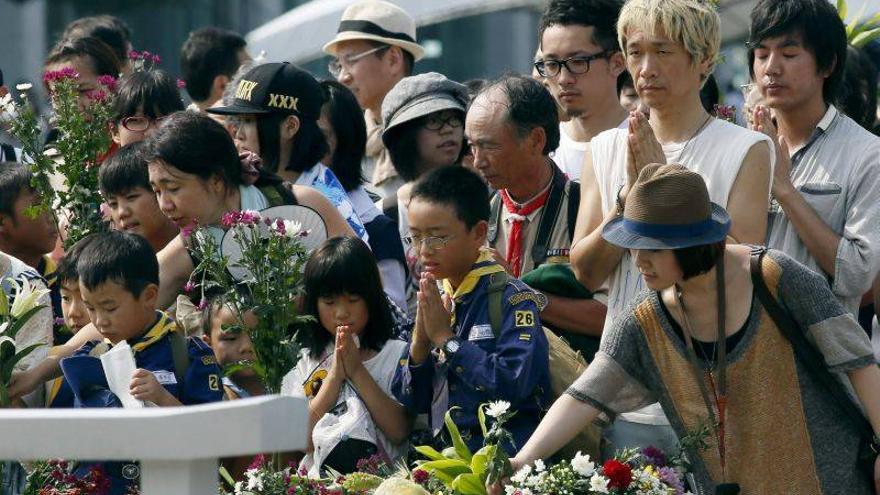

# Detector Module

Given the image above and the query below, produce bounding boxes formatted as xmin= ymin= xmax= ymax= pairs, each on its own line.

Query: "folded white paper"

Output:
xmin=100 ymin=341 xmax=144 ymax=409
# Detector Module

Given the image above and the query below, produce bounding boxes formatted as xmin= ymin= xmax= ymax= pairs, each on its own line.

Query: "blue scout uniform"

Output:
xmin=392 ymin=253 xmax=550 ymax=453
xmin=60 ymin=311 xmax=223 ymax=495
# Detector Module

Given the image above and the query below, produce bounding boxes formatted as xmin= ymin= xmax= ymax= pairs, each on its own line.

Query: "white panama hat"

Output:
xmin=323 ymin=0 xmax=425 ymax=61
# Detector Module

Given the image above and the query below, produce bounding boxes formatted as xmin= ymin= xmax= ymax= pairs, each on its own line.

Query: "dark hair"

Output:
xmin=539 ymin=0 xmax=624 ymax=53
xmin=77 ymin=230 xmax=159 ymax=296
xmin=748 ymin=0 xmax=847 ymax=103
xmin=61 ymin=15 xmax=132 ymax=64
xmin=112 ymin=69 xmax=184 ymax=122
xmin=385 ymin=110 xmax=467 ymax=183
xmin=257 ymin=112 xmax=329 ymax=175
xmin=840 ymin=45 xmax=879 ymax=131
xmin=410 ymin=166 xmax=489 ymax=230
xmin=302 ymin=237 xmax=393 ymax=358
xmin=616 ymin=70 xmax=634 ymax=95
xmin=673 ymin=241 xmax=725 ymax=280
xmin=474 ymin=74 xmax=560 ymax=154
xmin=180 ymin=27 xmax=247 ymax=102
xmin=0 ymin=66 xmax=4 ymax=86
xmin=320 ymin=80 xmax=365 ymax=192
xmin=700 ymin=74 xmax=719 ymax=114
xmin=99 ymin=141 xmax=150 ymax=197
xmin=144 ymin=111 xmax=290 ymax=197
xmin=57 ymin=234 xmax=99 ymax=284
xmin=464 ymin=79 xmax=488 ymax=102
xmin=0 ymin=163 xmax=32 ymax=217
xmin=45 ymin=36 xmax=122 ymax=79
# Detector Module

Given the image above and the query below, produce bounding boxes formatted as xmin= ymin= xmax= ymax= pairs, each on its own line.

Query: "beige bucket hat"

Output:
xmin=323 ymin=0 xmax=425 ymax=61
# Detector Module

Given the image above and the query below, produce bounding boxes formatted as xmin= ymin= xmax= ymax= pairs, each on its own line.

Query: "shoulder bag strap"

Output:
xmin=530 ymin=165 xmax=567 ymax=268
xmin=566 ymin=181 xmax=580 ymax=245
xmin=487 ymin=271 xmax=509 ymax=339
xmin=488 ymin=191 xmax=501 ymax=245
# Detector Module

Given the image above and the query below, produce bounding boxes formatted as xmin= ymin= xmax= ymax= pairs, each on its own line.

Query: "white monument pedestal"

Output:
xmin=0 ymin=395 xmax=307 ymax=494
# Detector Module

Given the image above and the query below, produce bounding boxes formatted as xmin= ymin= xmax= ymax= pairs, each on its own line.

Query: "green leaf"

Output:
xmin=0 ymin=287 xmax=8 ymax=316
xmin=414 ymin=445 xmax=447 ymax=461
xmin=218 ymin=466 xmax=236 ymax=488
xmin=837 ymin=0 xmax=848 ymax=21
xmin=419 ymin=458 xmax=471 ymax=478
xmin=4 ymin=306 xmax=44 ymax=340
xmin=852 ymin=27 xmax=880 ymax=47
xmin=470 ymin=446 xmax=492 ymax=478
xmin=477 ymin=403 xmax=489 ymax=438
xmin=451 ymin=473 xmax=487 ymax=495
xmin=0 ymin=343 xmax=42 ymax=383
xmin=445 ymin=407 xmax=473 ymax=462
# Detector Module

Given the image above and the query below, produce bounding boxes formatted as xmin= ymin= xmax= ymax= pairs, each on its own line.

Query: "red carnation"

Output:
xmin=602 ymin=459 xmax=633 ymax=490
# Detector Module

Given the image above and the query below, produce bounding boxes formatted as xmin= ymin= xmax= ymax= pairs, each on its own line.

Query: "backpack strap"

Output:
xmin=530 ymin=165 xmax=568 ymax=268
xmin=258 ymin=181 xmax=298 ymax=207
xmin=487 ymin=271 xmax=510 ymax=339
xmin=750 ymin=247 xmax=875 ymax=448
xmin=169 ymin=329 xmax=191 ymax=387
xmin=488 ymin=191 xmax=502 ymax=245
xmin=566 ymin=181 xmax=580 ymax=245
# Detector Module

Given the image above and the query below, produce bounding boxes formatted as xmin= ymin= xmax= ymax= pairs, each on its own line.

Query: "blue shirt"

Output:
xmin=392 ymin=255 xmax=550 ymax=452
xmin=295 ymin=163 xmax=369 ymax=242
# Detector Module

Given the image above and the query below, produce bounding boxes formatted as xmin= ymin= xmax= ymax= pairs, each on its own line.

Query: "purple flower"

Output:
xmin=197 ymin=299 xmax=208 ymax=311
xmin=183 ymin=281 xmax=195 ymax=293
xmin=659 ymin=466 xmax=685 ymax=495
xmin=221 ymin=211 xmax=241 ymax=229
xmin=97 ymin=74 xmax=117 ymax=92
xmin=176 ymin=78 xmax=187 ymax=89
xmin=128 ymin=50 xmax=141 ymax=60
xmin=42 ymin=67 xmax=80 ymax=84
xmin=642 ymin=445 xmax=667 ymax=467
xmin=54 ymin=317 xmax=67 ymax=327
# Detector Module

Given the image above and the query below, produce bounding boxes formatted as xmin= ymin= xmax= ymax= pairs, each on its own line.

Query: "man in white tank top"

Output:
xmin=537 ymin=0 xmax=629 ymax=182
xmin=568 ymin=0 xmax=774 ymax=455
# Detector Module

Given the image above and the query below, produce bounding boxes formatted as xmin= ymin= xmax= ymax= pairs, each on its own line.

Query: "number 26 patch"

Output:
xmin=515 ymin=310 xmax=535 ymax=327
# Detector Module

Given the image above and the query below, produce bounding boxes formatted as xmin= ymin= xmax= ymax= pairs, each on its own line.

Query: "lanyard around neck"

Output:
xmin=673 ymin=252 xmax=729 ymax=479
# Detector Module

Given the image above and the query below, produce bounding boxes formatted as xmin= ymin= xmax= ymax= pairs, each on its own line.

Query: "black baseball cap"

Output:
xmin=207 ymin=62 xmax=324 ymax=120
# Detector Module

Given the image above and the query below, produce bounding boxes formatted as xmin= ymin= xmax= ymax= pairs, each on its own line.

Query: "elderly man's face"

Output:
xmin=465 ymin=90 xmax=536 ymax=192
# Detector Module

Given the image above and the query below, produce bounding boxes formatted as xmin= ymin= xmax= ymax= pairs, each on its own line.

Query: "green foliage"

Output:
xmin=838 ymin=0 xmax=880 ymax=47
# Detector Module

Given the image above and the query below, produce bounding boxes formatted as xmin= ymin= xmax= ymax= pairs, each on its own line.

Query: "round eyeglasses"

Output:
xmin=423 ymin=112 xmax=463 ymax=131
xmin=120 ymin=115 xmax=167 ymax=133
xmin=404 ymin=234 xmax=455 ymax=252
xmin=328 ymin=45 xmax=390 ymax=78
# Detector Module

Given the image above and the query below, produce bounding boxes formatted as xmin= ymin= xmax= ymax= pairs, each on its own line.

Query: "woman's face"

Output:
xmin=44 ymin=56 xmax=103 ymax=113
xmin=148 ymin=160 xmax=225 ymax=229
xmin=112 ymin=106 xmax=168 ymax=147
xmin=233 ymin=115 xmax=260 ymax=156
xmin=415 ymin=109 xmax=465 ymax=174
xmin=316 ymin=292 xmax=369 ymax=339
xmin=632 ymin=249 xmax=683 ymax=290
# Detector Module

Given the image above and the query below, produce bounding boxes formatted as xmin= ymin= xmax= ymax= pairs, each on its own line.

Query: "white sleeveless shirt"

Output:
xmin=591 ymin=119 xmax=772 ymax=425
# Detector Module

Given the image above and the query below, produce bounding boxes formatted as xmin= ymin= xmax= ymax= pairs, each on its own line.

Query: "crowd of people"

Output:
xmin=1 ymin=0 xmax=880 ymax=493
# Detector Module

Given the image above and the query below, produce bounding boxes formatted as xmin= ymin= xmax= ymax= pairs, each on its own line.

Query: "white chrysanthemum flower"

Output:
xmin=533 ymin=459 xmax=545 ymax=473
xmin=571 ymin=451 xmax=596 ymax=477
xmin=15 ymin=83 xmax=32 ymax=91
xmin=589 ymin=474 xmax=610 ymax=494
xmin=484 ymin=400 xmax=511 ymax=418
xmin=281 ymin=219 xmax=303 ymax=239
xmin=0 ymin=94 xmax=13 ymax=116
xmin=511 ymin=463 xmax=532 ymax=484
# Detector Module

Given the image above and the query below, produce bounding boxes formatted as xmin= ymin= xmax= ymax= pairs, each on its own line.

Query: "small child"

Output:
xmin=99 ymin=142 xmax=178 ymax=253
xmin=45 ymin=235 xmax=97 ymax=408
xmin=60 ymin=231 xmax=222 ymax=495
xmin=281 ymin=237 xmax=409 ymax=477
xmin=200 ymin=294 xmax=264 ymax=400
xmin=391 ymin=166 xmax=551 ymax=454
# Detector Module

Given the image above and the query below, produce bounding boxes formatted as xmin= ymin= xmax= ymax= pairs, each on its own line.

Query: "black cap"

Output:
xmin=207 ymin=62 xmax=324 ymax=120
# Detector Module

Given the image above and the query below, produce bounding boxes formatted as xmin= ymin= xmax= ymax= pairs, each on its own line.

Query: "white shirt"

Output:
xmin=551 ymin=120 xmax=627 ymax=181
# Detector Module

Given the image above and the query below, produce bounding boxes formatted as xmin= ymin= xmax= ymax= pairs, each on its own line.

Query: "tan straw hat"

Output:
xmin=602 ymin=163 xmax=731 ymax=249
xmin=323 ymin=0 xmax=425 ymax=61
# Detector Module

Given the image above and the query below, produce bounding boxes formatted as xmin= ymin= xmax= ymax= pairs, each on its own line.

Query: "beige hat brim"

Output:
xmin=323 ymin=31 xmax=425 ymax=61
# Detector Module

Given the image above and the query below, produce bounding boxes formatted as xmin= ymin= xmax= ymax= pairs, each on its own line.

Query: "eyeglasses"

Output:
xmin=404 ymin=234 xmax=455 ymax=252
xmin=423 ymin=112 xmax=463 ymax=131
xmin=120 ymin=115 xmax=167 ymax=132
xmin=328 ymin=45 xmax=390 ymax=78
xmin=534 ymin=51 xmax=610 ymax=78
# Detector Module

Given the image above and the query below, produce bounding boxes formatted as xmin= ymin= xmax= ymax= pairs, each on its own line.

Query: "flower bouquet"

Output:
xmin=0 ymin=67 xmax=116 ymax=248
xmin=21 ymin=460 xmax=111 ymax=495
xmin=506 ymin=446 xmax=690 ymax=495
xmin=0 ymin=277 xmax=49 ymax=407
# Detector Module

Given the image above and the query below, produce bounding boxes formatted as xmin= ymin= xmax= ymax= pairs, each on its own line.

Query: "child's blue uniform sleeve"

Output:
xmin=392 ymin=343 xmax=435 ymax=414
xmin=60 ymin=342 xmax=121 ymax=408
xmin=179 ymin=337 xmax=223 ymax=405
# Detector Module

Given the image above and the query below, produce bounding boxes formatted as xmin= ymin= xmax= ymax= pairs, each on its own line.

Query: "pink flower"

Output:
xmin=176 ymin=78 xmax=187 ymax=89
xmin=42 ymin=67 xmax=80 ymax=84
xmin=180 ymin=221 xmax=196 ymax=238
xmin=197 ymin=299 xmax=208 ymax=311
xmin=97 ymin=75 xmax=117 ymax=92
xmin=274 ymin=218 xmax=286 ymax=236
xmin=128 ymin=50 xmax=141 ymax=60
xmin=152 ymin=54 xmax=162 ymax=64
xmin=221 ymin=211 xmax=242 ymax=229
xmin=183 ymin=281 xmax=195 ymax=293
xmin=247 ymin=454 xmax=266 ymax=470
xmin=239 ymin=210 xmax=261 ymax=225
xmin=85 ymin=89 xmax=108 ymax=102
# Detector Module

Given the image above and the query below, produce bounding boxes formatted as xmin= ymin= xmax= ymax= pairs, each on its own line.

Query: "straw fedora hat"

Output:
xmin=323 ymin=0 xmax=425 ymax=61
xmin=602 ymin=163 xmax=731 ymax=249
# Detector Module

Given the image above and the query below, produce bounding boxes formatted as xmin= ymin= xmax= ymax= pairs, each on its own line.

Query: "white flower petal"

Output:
xmin=15 ymin=83 xmax=32 ymax=91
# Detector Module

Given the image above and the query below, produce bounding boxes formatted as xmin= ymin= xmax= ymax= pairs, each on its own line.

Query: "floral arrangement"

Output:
xmin=0 ymin=277 xmax=49 ymax=407
xmin=505 ymin=446 xmax=690 ymax=495
xmin=0 ymin=67 xmax=116 ymax=248
xmin=186 ymin=210 xmax=313 ymax=397
xmin=220 ymin=454 xmax=382 ymax=495
xmin=21 ymin=460 xmax=111 ymax=495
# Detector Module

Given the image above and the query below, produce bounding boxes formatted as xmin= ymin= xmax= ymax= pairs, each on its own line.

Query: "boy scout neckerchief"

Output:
xmin=441 ymin=250 xmax=505 ymax=303
xmin=105 ymin=311 xmax=176 ymax=353
xmin=499 ymin=186 xmax=551 ymax=278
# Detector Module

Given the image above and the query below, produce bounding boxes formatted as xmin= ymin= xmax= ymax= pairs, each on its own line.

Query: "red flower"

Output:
xmin=602 ymin=459 xmax=633 ymax=490
xmin=412 ymin=468 xmax=429 ymax=485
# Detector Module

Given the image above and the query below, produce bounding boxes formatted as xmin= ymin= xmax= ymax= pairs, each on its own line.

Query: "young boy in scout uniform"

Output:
xmin=392 ymin=166 xmax=550 ymax=453
xmin=60 ymin=231 xmax=222 ymax=495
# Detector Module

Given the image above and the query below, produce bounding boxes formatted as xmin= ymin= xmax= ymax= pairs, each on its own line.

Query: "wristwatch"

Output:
xmin=442 ymin=336 xmax=461 ymax=359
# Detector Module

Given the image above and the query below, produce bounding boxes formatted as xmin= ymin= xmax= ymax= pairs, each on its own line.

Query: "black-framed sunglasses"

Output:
xmin=534 ymin=51 xmax=610 ymax=78
xmin=423 ymin=112 xmax=463 ymax=131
